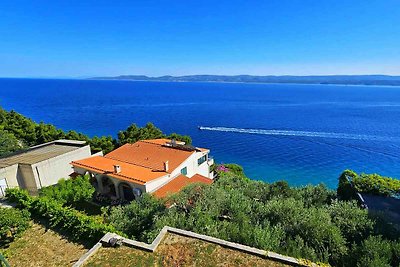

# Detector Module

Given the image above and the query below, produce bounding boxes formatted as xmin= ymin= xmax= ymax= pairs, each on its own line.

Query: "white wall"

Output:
xmin=171 ymin=150 xmax=211 ymax=179
xmin=0 ymin=164 xmax=18 ymax=188
xmin=145 ymin=174 xmax=172 ymax=193
xmin=33 ymin=145 xmax=91 ymax=188
xmin=145 ymin=150 xmax=212 ymax=193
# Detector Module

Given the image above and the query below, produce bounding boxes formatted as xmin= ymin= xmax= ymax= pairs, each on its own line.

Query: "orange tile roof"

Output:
xmin=104 ymin=140 xmax=194 ymax=172
xmin=71 ymin=139 xmax=210 ymax=185
xmin=71 ymin=156 xmax=167 ymax=185
xmin=153 ymin=174 xmax=213 ymax=198
xmin=141 ymin=138 xmax=174 ymax=145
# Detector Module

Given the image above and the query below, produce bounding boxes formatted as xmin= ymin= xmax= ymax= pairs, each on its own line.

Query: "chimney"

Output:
xmin=114 ymin=165 xmax=121 ymax=173
xmin=163 ymin=161 xmax=169 ymax=172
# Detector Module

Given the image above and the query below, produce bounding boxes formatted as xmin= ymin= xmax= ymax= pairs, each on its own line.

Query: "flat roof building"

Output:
xmin=0 ymin=140 xmax=93 ymax=196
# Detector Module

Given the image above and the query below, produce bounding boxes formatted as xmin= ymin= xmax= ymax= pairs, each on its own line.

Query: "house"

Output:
xmin=71 ymin=139 xmax=214 ymax=200
xmin=0 ymin=140 xmax=93 ymax=196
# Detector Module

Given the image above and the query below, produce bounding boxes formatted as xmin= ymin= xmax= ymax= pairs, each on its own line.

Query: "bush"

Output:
xmin=352 ymin=236 xmax=393 ymax=267
xmin=107 ymin=194 xmax=166 ymax=242
xmin=297 ymin=184 xmax=335 ymax=207
xmin=215 ymin=163 xmax=246 ymax=178
xmin=0 ymin=207 xmax=30 ymax=247
xmin=262 ymin=198 xmax=347 ymax=263
xmin=328 ymin=201 xmax=374 ymax=245
xmin=6 ymin=188 xmax=116 ymax=242
xmin=39 ymin=175 xmax=95 ymax=206
xmin=339 ymin=170 xmax=400 ymax=198
xmin=353 ymin=173 xmax=400 ymax=197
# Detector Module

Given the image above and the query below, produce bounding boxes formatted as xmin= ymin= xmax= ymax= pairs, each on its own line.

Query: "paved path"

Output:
xmin=0 ymin=199 xmax=15 ymax=208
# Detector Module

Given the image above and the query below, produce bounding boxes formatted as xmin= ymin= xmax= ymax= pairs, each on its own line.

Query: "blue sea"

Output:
xmin=1 ymin=78 xmax=400 ymax=188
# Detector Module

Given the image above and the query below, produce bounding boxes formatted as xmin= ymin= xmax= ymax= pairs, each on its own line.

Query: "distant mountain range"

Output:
xmin=91 ymin=75 xmax=400 ymax=86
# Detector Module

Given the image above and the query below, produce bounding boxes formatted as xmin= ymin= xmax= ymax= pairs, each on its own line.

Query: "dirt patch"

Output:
xmin=3 ymin=222 xmax=87 ymax=267
xmin=84 ymin=233 xmax=290 ymax=267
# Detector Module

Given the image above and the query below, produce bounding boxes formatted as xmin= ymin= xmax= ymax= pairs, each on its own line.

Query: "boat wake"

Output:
xmin=198 ymin=126 xmax=394 ymax=142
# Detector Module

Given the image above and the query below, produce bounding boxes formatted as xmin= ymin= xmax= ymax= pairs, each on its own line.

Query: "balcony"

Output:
xmin=207 ymin=156 xmax=214 ymax=166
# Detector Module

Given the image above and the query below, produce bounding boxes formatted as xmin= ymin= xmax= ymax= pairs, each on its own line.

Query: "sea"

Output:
xmin=1 ymin=78 xmax=400 ymax=188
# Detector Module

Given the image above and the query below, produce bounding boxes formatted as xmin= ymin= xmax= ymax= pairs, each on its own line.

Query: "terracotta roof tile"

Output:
xmin=71 ymin=156 xmax=167 ymax=185
xmin=153 ymin=174 xmax=213 ymax=198
xmin=71 ymin=139 xmax=210 ymax=186
xmin=105 ymin=140 xmax=194 ymax=171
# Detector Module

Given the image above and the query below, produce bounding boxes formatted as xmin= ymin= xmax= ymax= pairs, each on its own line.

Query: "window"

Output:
xmin=197 ymin=155 xmax=207 ymax=166
xmin=181 ymin=167 xmax=187 ymax=176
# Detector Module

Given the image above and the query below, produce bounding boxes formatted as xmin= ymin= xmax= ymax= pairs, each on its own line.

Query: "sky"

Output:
xmin=0 ymin=0 xmax=399 ymax=77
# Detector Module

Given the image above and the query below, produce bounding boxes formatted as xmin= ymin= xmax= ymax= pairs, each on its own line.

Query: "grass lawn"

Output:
xmin=2 ymin=222 xmax=88 ymax=267
xmin=84 ymin=233 xmax=291 ymax=267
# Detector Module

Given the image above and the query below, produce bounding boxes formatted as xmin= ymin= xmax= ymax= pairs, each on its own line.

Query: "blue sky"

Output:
xmin=0 ymin=0 xmax=399 ymax=77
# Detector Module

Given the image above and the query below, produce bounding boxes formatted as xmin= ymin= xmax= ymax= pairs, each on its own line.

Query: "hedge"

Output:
xmin=0 ymin=207 xmax=30 ymax=248
xmin=337 ymin=170 xmax=400 ymax=198
xmin=5 ymin=188 xmax=117 ymax=242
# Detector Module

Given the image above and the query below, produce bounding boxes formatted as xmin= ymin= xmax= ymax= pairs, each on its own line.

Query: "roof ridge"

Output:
xmin=139 ymin=139 xmax=168 ymax=146
xmin=104 ymin=155 xmax=166 ymax=172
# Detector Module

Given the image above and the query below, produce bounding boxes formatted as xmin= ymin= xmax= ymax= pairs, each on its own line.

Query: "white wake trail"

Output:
xmin=198 ymin=126 xmax=393 ymax=141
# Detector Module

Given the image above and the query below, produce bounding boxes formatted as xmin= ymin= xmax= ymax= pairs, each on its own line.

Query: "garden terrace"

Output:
xmin=80 ymin=228 xmax=306 ymax=267
xmin=2 ymin=222 xmax=88 ymax=267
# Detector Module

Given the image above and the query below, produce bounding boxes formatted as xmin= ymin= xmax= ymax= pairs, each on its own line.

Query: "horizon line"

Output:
xmin=1 ymin=73 xmax=400 ymax=79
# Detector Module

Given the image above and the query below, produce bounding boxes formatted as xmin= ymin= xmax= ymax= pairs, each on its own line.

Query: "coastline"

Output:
xmin=2 ymin=76 xmax=400 ymax=88
xmin=91 ymin=78 xmax=400 ymax=88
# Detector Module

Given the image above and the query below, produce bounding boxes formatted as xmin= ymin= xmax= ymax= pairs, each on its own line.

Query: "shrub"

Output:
xmin=353 ymin=173 xmax=400 ymax=197
xmin=215 ymin=163 xmax=246 ymax=178
xmin=262 ymin=198 xmax=347 ymax=263
xmin=39 ymin=175 xmax=95 ymax=205
xmin=392 ymin=241 xmax=400 ymax=267
xmin=352 ymin=236 xmax=393 ymax=267
xmin=339 ymin=170 xmax=400 ymax=198
xmin=297 ymin=184 xmax=335 ymax=207
xmin=0 ymin=207 xmax=30 ymax=247
xmin=107 ymin=194 xmax=166 ymax=242
xmin=6 ymin=188 xmax=116 ymax=242
xmin=5 ymin=188 xmax=32 ymax=209
xmin=328 ymin=200 xmax=374 ymax=244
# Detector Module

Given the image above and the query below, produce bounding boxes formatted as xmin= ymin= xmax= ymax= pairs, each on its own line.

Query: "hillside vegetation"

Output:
xmin=0 ymin=107 xmax=191 ymax=156
xmin=104 ymin=167 xmax=400 ymax=267
xmin=2 ymin=108 xmax=400 ymax=266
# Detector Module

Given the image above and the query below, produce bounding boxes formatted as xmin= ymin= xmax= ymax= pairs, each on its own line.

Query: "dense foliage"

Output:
xmin=39 ymin=175 xmax=95 ymax=205
xmin=0 ymin=207 xmax=30 ymax=248
xmin=6 ymin=188 xmax=116 ymax=242
xmin=0 ymin=130 xmax=22 ymax=156
xmin=105 ymin=194 xmax=166 ymax=242
xmin=338 ymin=169 xmax=400 ymax=198
xmin=103 ymin=170 xmax=400 ymax=266
xmin=117 ymin=122 xmax=192 ymax=146
xmin=0 ymin=107 xmax=191 ymax=155
xmin=3 ymin=106 xmax=400 ymax=265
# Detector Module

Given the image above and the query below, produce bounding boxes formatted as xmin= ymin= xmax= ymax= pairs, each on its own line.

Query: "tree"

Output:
xmin=0 ymin=130 xmax=22 ymax=156
xmin=107 ymin=194 xmax=166 ymax=242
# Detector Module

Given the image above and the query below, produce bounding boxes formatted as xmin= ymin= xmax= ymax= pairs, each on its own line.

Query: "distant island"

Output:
xmin=91 ymin=74 xmax=400 ymax=86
